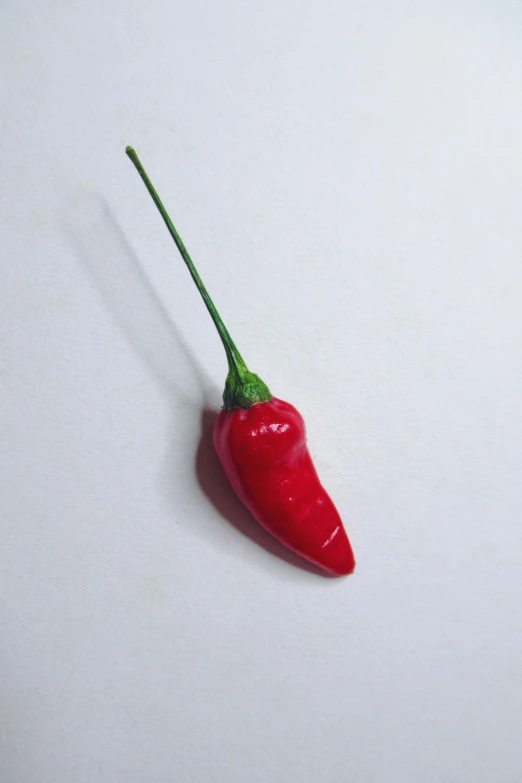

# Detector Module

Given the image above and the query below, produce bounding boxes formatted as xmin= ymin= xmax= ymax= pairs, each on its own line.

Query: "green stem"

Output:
xmin=125 ymin=146 xmax=272 ymax=410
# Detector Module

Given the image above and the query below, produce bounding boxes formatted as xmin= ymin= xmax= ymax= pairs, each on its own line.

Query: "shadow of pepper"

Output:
xmin=64 ymin=191 xmax=330 ymax=576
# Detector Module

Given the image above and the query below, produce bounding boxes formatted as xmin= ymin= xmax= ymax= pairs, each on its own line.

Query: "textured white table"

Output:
xmin=2 ymin=2 xmax=522 ymax=781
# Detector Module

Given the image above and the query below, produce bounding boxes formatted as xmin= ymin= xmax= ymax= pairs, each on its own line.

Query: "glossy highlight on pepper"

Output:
xmin=125 ymin=146 xmax=355 ymax=576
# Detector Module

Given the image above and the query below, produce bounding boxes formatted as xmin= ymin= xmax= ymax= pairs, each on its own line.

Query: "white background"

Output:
xmin=1 ymin=1 xmax=522 ymax=781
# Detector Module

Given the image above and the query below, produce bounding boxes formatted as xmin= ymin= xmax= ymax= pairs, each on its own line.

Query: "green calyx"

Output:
xmin=125 ymin=146 xmax=272 ymax=410
xmin=224 ymin=367 xmax=272 ymax=410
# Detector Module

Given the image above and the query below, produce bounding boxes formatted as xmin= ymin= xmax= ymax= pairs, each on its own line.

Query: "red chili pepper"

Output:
xmin=126 ymin=147 xmax=355 ymax=576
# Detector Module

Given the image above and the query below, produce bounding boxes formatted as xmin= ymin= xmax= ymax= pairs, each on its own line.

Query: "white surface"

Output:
xmin=1 ymin=1 xmax=522 ymax=781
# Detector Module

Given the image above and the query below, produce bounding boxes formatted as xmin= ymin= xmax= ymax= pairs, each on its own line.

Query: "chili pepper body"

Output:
xmin=214 ymin=398 xmax=355 ymax=576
